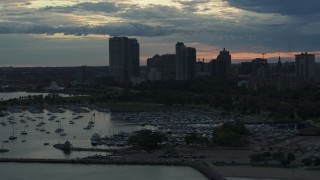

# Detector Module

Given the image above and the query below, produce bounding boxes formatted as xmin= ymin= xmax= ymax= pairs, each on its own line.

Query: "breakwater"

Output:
xmin=53 ymin=143 xmax=126 ymax=153
xmin=0 ymin=158 xmax=225 ymax=180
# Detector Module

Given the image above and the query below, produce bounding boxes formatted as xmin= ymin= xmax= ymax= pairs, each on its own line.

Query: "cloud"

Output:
xmin=226 ymin=0 xmax=320 ymax=16
xmin=0 ymin=22 xmax=177 ymax=37
xmin=172 ymin=0 xmax=211 ymax=11
xmin=42 ymin=2 xmax=122 ymax=13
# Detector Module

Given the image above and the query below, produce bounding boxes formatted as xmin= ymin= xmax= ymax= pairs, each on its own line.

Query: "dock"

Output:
xmin=53 ymin=143 xmax=128 ymax=153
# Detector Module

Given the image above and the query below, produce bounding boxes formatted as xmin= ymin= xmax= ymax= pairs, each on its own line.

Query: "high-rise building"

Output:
xmin=175 ymin=42 xmax=196 ymax=80
xmin=146 ymin=54 xmax=176 ymax=81
xmin=295 ymin=52 xmax=315 ymax=83
xmin=160 ymin=54 xmax=176 ymax=80
xmin=109 ymin=37 xmax=140 ymax=83
xmin=147 ymin=54 xmax=161 ymax=81
xmin=211 ymin=48 xmax=232 ymax=80
xmin=217 ymin=48 xmax=231 ymax=70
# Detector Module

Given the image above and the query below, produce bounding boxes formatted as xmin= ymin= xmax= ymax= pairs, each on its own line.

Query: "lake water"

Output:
xmin=0 ymin=108 xmax=146 ymax=159
xmin=0 ymin=92 xmax=207 ymax=180
xmin=0 ymin=163 xmax=207 ymax=180
xmin=227 ymin=178 xmax=281 ymax=180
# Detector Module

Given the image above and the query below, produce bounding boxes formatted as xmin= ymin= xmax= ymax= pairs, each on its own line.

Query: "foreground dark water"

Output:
xmin=0 ymin=163 xmax=207 ymax=180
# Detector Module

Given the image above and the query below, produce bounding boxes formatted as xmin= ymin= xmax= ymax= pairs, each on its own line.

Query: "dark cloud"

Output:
xmin=226 ymin=0 xmax=320 ymax=16
xmin=120 ymin=5 xmax=186 ymax=21
xmin=0 ymin=22 xmax=177 ymax=37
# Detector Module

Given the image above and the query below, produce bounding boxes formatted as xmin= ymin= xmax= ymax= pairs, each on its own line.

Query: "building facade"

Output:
xmin=295 ymin=52 xmax=315 ymax=83
xmin=211 ymin=48 xmax=232 ymax=80
xmin=175 ymin=42 xmax=196 ymax=80
xmin=109 ymin=37 xmax=140 ymax=83
xmin=147 ymin=54 xmax=176 ymax=81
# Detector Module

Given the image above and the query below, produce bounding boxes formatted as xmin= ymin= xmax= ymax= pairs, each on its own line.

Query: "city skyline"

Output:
xmin=1 ymin=0 xmax=320 ymax=66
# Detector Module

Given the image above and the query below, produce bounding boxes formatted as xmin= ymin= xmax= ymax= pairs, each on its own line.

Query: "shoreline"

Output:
xmin=0 ymin=158 xmax=226 ymax=180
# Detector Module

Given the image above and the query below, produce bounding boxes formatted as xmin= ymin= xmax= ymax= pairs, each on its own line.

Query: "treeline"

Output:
xmin=185 ymin=122 xmax=249 ymax=147
xmin=0 ymin=94 xmax=84 ymax=106
xmin=122 ymin=80 xmax=320 ymax=122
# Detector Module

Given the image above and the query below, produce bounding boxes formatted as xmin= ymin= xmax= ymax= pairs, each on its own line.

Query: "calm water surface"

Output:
xmin=0 ymin=92 xmax=206 ymax=180
xmin=227 ymin=178 xmax=281 ymax=180
xmin=0 ymin=163 xmax=207 ymax=180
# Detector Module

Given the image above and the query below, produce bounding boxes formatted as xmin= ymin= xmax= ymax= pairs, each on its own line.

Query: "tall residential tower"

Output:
xmin=175 ymin=42 xmax=196 ymax=80
xmin=295 ymin=52 xmax=315 ymax=83
xmin=109 ymin=37 xmax=140 ymax=83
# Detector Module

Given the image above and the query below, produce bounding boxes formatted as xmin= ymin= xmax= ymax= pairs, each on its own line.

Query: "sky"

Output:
xmin=0 ymin=0 xmax=319 ymax=66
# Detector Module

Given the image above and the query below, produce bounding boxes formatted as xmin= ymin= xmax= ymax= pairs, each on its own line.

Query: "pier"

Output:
xmin=53 ymin=143 xmax=129 ymax=153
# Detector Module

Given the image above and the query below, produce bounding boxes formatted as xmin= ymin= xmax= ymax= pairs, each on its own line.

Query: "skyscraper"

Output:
xmin=295 ymin=52 xmax=315 ymax=83
xmin=109 ymin=37 xmax=140 ymax=83
xmin=175 ymin=42 xmax=196 ymax=80
xmin=211 ymin=48 xmax=232 ymax=80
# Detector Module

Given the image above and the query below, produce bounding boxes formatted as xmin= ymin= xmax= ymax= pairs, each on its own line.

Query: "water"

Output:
xmin=0 ymin=108 xmax=143 ymax=159
xmin=0 ymin=92 xmax=206 ymax=180
xmin=227 ymin=178 xmax=281 ymax=180
xmin=0 ymin=163 xmax=207 ymax=180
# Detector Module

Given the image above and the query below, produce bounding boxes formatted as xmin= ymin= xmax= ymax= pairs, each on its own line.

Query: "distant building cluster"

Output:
xmin=108 ymin=36 xmax=319 ymax=89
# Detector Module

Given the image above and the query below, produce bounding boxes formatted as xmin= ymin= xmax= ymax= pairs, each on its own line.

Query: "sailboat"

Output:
xmin=9 ymin=124 xmax=17 ymax=140
xmin=1 ymin=116 xmax=7 ymax=126
xmin=88 ymin=114 xmax=95 ymax=127
xmin=55 ymin=121 xmax=63 ymax=133
xmin=20 ymin=125 xmax=28 ymax=135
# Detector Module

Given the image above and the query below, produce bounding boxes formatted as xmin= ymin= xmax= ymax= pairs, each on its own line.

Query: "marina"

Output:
xmin=0 ymin=104 xmax=143 ymax=159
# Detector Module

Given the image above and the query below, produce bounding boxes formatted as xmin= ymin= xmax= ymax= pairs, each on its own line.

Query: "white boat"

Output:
xmin=55 ymin=128 xmax=63 ymax=133
xmin=9 ymin=136 xmax=17 ymax=140
xmin=69 ymin=121 xmax=75 ymax=125
xmin=9 ymin=124 xmax=17 ymax=140
xmin=55 ymin=122 xmax=63 ymax=133
xmin=21 ymin=125 xmax=28 ymax=135
xmin=60 ymin=132 xmax=67 ymax=136
xmin=20 ymin=131 xmax=28 ymax=135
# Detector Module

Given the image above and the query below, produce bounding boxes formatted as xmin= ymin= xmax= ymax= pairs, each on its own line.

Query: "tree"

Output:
xmin=250 ymin=153 xmax=266 ymax=163
xmin=212 ymin=123 xmax=249 ymax=147
xmin=302 ymin=158 xmax=313 ymax=166
xmin=287 ymin=152 xmax=295 ymax=162
xmin=128 ymin=130 xmax=167 ymax=151
xmin=272 ymin=152 xmax=285 ymax=163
